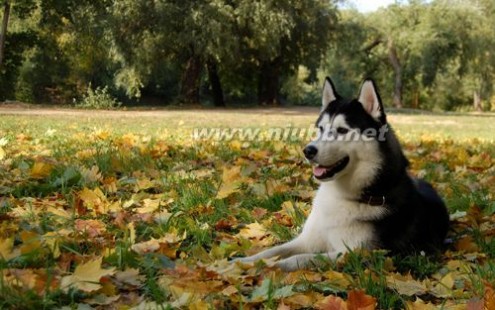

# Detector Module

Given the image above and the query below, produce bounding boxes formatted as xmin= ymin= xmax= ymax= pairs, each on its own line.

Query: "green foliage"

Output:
xmin=2 ymin=0 xmax=495 ymax=110
xmin=75 ymin=84 xmax=121 ymax=109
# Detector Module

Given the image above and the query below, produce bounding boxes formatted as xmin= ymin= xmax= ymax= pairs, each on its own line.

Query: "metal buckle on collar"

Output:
xmin=360 ymin=195 xmax=386 ymax=207
xmin=369 ymin=195 xmax=385 ymax=207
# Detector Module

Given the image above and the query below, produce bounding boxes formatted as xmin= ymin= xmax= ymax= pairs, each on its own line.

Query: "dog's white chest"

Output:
xmin=298 ymin=184 xmax=382 ymax=254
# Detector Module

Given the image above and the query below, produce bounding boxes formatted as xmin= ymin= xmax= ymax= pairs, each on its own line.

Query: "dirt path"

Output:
xmin=0 ymin=103 xmax=319 ymax=118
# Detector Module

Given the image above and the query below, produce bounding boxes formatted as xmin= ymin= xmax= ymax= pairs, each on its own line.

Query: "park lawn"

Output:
xmin=0 ymin=108 xmax=495 ymax=309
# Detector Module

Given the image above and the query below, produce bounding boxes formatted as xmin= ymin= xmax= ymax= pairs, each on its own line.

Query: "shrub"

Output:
xmin=75 ymin=84 xmax=122 ymax=109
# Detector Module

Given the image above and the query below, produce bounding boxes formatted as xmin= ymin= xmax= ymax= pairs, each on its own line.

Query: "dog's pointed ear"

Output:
xmin=322 ymin=77 xmax=339 ymax=111
xmin=358 ymin=79 xmax=385 ymax=122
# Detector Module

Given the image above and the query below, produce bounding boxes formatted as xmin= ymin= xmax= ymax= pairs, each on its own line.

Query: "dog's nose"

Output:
xmin=303 ymin=145 xmax=318 ymax=160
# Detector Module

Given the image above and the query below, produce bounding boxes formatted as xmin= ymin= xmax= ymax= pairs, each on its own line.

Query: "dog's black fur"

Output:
xmin=325 ymin=78 xmax=450 ymax=254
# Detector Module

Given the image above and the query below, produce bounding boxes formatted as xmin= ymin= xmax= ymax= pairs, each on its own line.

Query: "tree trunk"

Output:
xmin=414 ymin=90 xmax=419 ymax=109
xmin=473 ymin=90 xmax=482 ymax=112
xmin=179 ymin=56 xmax=202 ymax=105
xmin=206 ymin=59 xmax=225 ymax=107
xmin=387 ymin=39 xmax=403 ymax=108
xmin=258 ymin=58 xmax=281 ymax=106
xmin=0 ymin=1 xmax=11 ymax=69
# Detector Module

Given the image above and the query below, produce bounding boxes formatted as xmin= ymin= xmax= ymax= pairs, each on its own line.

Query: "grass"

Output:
xmin=0 ymin=108 xmax=494 ymax=309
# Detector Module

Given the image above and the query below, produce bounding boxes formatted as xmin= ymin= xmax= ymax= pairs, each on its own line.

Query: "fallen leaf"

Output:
xmin=316 ymin=295 xmax=348 ymax=310
xmin=237 ymin=222 xmax=269 ymax=240
xmin=466 ymin=298 xmax=483 ymax=310
xmin=31 ymin=161 xmax=53 ymax=179
xmin=135 ymin=198 xmax=161 ymax=213
xmin=347 ymin=290 xmax=376 ymax=310
xmin=386 ymin=274 xmax=428 ymax=296
xmin=485 ymin=281 xmax=495 ymax=310
xmin=75 ymin=219 xmax=107 ymax=238
xmin=216 ymin=166 xmax=242 ymax=199
xmin=0 ymin=238 xmax=20 ymax=260
xmin=61 ymin=257 xmax=116 ymax=292
xmin=114 ymin=268 xmax=144 ymax=286
xmin=405 ymin=298 xmax=437 ymax=310
xmin=20 ymin=231 xmax=42 ymax=254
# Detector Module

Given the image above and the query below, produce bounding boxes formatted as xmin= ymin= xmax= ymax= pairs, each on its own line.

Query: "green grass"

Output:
xmin=1 ymin=108 xmax=495 ymax=141
xmin=0 ymin=108 xmax=494 ymax=309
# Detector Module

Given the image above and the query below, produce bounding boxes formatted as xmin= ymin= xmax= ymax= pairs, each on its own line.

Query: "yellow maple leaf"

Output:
xmin=0 ymin=238 xmax=20 ymax=260
xmin=43 ymin=232 xmax=63 ymax=258
xmin=31 ymin=161 xmax=53 ymax=179
xmin=79 ymin=187 xmax=102 ymax=205
xmin=237 ymin=222 xmax=269 ymax=240
xmin=78 ymin=187 xmax=108 ymax=214
xmin=135 ymin=198 xmax=160 ymax=214
xmin=20 ymin=231 xmax=42 ymax=254
xmin=61 ymin=257 xmax=115 ymax=292
xmin=325 ymin=270 xmax=351 ymax=289
xmin=216 ymin=166 xmax=242 ymax=199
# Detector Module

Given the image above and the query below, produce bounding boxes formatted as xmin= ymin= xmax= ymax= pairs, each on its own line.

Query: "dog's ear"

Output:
xmin=322 ymin=77 xmax=339 ymax=111
xmin=358 ymin=79 xmax=385 ymax=122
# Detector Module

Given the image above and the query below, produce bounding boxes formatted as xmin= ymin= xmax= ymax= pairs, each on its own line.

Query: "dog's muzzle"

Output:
xmin=303 ymin=145 xmax=318 ymax=160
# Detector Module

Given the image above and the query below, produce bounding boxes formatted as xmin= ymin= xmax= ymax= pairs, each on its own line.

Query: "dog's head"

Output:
xmin=304 ymin=77 xmax=389 ymax=184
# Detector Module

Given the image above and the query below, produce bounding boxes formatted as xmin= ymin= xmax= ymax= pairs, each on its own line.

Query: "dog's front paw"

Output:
xmin=275 ymin=257 xmax=299 ymax=272
xmin=231 ymin=256 xmax=256 ymax=264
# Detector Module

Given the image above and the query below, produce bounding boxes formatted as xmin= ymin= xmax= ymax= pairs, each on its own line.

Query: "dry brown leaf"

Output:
xmin=466 ymin=298 xmax=483 ymax=310
xmin=74 ymin=219 xmax=107 ymax=238
xmin=485 ymin=281 xmax=495 ymax=310
xmin=386 ymin=273 xmax=428 ymax=296
xmin=347 ymin=290 xmax=376 ymax=310
xmin=114 ymin=268 xmax=144 ymax=286
xmin=316 ymin=295 xmax=348 ymax=310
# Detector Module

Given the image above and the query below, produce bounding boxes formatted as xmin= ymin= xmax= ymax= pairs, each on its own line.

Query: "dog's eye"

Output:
xmin=318 ymin=126 xmax=324 ymax=132
xmin=336 ymin=127 xmax=349 ymax=134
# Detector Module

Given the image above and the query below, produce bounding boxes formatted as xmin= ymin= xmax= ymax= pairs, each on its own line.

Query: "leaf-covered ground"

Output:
xmin=1 ymin=109 xmax=495 ymax=309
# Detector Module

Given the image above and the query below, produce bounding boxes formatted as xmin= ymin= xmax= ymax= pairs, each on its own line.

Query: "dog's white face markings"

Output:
xmin=312 ymin=114 xmax=349 ymax=166
xmin=308 ymin=111 xmax=382 ymax=190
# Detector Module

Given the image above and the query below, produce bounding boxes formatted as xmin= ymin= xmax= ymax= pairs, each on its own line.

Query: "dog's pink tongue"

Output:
xmin=313 ymin=166 xmax=327 ymax=177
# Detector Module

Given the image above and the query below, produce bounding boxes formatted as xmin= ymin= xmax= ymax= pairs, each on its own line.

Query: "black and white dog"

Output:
xmin=236 ymin=78 xmax=450 ymax=271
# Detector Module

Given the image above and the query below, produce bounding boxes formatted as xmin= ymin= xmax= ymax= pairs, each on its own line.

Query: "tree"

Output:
xmin=108 ymin=0 xmax=238 ymax=105
xmin=0 ymin=1 xmax=11 ymax=68
xmin=239 ymin=0 xmax=339 ymax=105
xmin=0 ymin=0 xmax=36 ymax=99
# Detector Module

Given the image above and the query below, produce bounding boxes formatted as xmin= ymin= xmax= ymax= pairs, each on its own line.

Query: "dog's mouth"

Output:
xmin=313 ymin=156 xmax=350 ymax=180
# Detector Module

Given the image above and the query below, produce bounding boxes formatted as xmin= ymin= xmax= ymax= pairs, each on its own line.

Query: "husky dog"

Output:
xmin=235 ymin=78 xmax=449 ymax=271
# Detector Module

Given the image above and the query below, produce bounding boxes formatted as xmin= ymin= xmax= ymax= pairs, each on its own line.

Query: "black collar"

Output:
xmin=358 ymin=194 xmax=386 ymax=206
